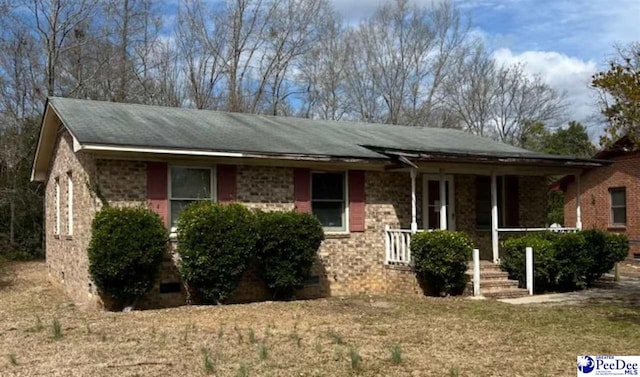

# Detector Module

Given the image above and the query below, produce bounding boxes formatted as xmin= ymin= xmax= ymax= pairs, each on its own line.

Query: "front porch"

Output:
xmin=382 ymin=165 xmax=584 ymax=266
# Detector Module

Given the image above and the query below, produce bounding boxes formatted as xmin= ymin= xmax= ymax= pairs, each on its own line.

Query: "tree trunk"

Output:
xmin=9 ymin=200 xmax=15 ymax=247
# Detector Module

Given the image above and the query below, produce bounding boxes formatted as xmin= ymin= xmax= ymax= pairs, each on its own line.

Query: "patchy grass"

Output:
xmin=349 ymin=345 xmax=362 ymax=371
xmin=51 ymin=318 xmax=63 ymax=340
xmin=201 ymin=347 xmax=215 ymax=375
xmin=390 ymin=343 xmax=402 ymax=365
xmin=1 ymin=261 xmax=639 ymax=376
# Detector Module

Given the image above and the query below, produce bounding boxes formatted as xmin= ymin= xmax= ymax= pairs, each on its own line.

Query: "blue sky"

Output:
xmin=330 ymin=0 xmax=640 ymax=136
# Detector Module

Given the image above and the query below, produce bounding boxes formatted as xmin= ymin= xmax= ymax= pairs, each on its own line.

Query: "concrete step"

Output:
xmin=483 ymin=288 xmax=529 ymax=299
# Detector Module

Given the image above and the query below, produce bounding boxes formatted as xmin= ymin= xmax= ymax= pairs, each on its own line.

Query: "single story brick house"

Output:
xmin=559 ymin=136 xmax=639 ymax=260
xmin=31 ymin=97 xmax=606 ymax=308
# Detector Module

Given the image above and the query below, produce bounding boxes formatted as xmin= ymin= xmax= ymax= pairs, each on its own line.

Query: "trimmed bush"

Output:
xmin=177 ymin=202 xmax=257 ymax=304
xmin=501 ymin=233 xmax=557 ymax=291
xmin=582 ymin=230 xmax=629 ymax=285
xmin=255 ymin=211 xmax=324 ymax=299
xmin=501 ymin=230 xmax=629 ymax=292
xmin=411 ymin=230 xmax=473 ymax=296
xmin=88 ymin=206 xmax=168 ymax=306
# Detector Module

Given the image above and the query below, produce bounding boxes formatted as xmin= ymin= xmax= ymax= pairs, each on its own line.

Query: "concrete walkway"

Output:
xmin=498 ymin=276 xmax=640 ymax=307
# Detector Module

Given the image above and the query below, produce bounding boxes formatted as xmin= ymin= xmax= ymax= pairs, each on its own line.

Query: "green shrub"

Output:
xmin=411 ymin=230 xmax=472 ymax=296
xmin=582 ymin=230 xmax=629 ymax=285
xmin=500 ymin=230 xmax=629 ymax=292
xmin=501 ymin=233 xmax=557 ymax=291
xmin=553 ymin=232 xmax=590 ymax=289
xmin=88 ymin=206 xmax=167 ymax=306
xmin=255 ymin=211 xmax=324 ymax=300
xmin=177 ymin=202 xmax=257 ymax=304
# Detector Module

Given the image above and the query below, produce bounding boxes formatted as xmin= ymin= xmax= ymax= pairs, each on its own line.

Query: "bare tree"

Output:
xmin=220 ymin=0 xmax=273 ymax=112
xmin=441 ymin=42 xmax=497 ymax=136
xmin=29 ymin=0 xmax=97 ymax=97
xmin=176 ymin=0 xmax=226 ymax=109
xmin=344 ymin=0 xmax=468 ymax=126
xmin=253 ymin=0 xmax=332 ymax=115
xmin=297 ymin=12 xmax=351 ymax=120
xmin=491 ymin=64 xmax=567 ymax=146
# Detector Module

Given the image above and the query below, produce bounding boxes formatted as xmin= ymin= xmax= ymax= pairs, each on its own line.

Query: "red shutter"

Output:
xmin=217 ymin=165 xmax=237 ymax=203
xmin=294 ymin=168 xmax=311 ymax=213
xmin=349 ymin=170 xmax=366 ymax=232
xmin=147 ymin=162 xmax=168 ymax=227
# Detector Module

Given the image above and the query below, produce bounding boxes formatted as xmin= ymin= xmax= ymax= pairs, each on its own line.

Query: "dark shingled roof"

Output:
xmin=48 ymin=97 xmax=603 ymax=165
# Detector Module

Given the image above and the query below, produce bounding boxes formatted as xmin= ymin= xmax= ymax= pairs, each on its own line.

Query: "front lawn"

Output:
xmin=1 ymin=262 xmax=638 ymax=376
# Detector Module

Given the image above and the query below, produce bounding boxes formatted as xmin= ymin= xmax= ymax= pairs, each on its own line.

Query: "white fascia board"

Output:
xmin=78 ymin=143 xmax=245 ymax=158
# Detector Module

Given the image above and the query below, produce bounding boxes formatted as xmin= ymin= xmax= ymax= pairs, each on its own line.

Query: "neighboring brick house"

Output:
xmin=560 ymin=136 xmax=639 ymax=260
xmin=31 ymin=98 xmax=606 ymax=308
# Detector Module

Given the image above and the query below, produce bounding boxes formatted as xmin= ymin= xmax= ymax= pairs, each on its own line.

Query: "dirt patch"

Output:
xmin=1 ymin=261 xmax=638 ymax=376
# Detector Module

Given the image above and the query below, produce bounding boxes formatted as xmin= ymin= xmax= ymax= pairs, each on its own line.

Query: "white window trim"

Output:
xmin=609 ymin=187 xmax=626 ymax=227
xmin=168 ymin=165 xmax=217 ymax=236
xmin=54 ymin=177 xmax=60 ymax=236
xmin=311 ymin=171 xmax=349 ymax=233
xmin=67 ymin=172 xmax=73 ymax=236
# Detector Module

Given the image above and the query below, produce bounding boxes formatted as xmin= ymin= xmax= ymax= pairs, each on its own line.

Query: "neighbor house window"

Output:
xmin=311 ymin=172 xmax=346 ymax=231
xmin=610 ymin=187 xmax=626 ymax=226
xmin=54 ymin=177 xmax=60 ymax=236
xmin=169 ymin=166 xmax=215 ymax=226
xmin=67 ymin=172 xmax=73 ymax=236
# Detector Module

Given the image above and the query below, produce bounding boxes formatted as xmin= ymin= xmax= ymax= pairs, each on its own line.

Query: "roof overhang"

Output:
xmin=367 ymin=146 xmax=612 ymax=170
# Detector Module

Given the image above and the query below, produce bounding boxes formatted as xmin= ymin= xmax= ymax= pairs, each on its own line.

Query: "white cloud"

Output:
xmin=492 ymin=48 xmax=601 ymax=134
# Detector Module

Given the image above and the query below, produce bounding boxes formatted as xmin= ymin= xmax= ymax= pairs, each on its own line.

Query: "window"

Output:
xmin=67 ymin=172 xmax=73 ymax=236
xmin=169 ymin=166 xmax=215 ymax=226
xmin=475 ymin=176 xmax=492 ymax=230
xmin=54 ymin=177 xmax=60 ymax=236
xmin=311 ymin=172 xmax=346 ymax=231
xmin=610 ymin=187 xmax=626 ymax=226
xmin=475 ymin=176 xmax=516 ymax=230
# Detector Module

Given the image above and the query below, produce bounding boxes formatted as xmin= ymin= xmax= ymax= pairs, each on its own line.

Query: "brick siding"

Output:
xmin=564 ymin=154 xmax=640 ymax=259
xmin=44 ymin=132 xmax=549 ymax=308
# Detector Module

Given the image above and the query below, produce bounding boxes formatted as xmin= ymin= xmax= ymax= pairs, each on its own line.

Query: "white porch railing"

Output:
xmin=496 ymin=226 xmax=578 ymax=234
xmin=384 ymin=226 xmax=420 ymax=265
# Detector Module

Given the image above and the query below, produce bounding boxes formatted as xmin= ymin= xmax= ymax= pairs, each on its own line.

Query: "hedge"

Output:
xmin=501 ymin=230 xmax=628 ymax=292
xmin=88 ymin=206 xmax=168 ymax=307
xmin=255 ymin=211 xmax=324 ymax=300
xmin=411 ymin=230 xmax=472 ymax=296
xmin=176 ymin=202 xmax=257 ymax=304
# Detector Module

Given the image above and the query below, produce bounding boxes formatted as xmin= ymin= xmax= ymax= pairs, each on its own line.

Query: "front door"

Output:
xmin=422 ymin=175 xmax=455 ymax=230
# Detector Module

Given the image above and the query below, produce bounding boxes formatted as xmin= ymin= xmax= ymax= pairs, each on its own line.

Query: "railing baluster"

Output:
xmin=383 ymin=227 xmax=418 ymax=265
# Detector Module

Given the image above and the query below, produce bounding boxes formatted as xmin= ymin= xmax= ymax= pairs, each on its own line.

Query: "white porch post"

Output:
xmin=491 ymin=172 xmax=499 ymax=263
xmin=439 ymin=169 xmax=447 ymax=230
xmin=525 ymin=247 xmax=534 ymax=295
xmin=575 ymin=173 xmax=582 ymax=230
xmin=410 ymin=168 xmax=418 ymax=233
